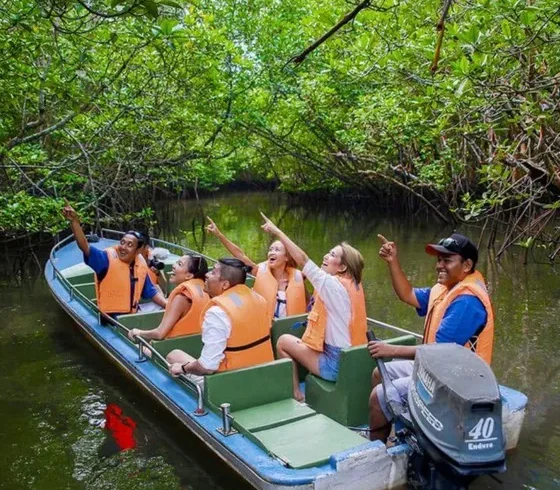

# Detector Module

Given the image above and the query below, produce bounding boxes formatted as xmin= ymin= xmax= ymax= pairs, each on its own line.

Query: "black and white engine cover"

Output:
xmin=408 ymin=344 xmax=505 ymax=468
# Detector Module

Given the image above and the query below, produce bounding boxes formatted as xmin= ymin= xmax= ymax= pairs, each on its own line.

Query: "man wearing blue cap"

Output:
xmin=367 ymin=233 xmax=495 ymax=441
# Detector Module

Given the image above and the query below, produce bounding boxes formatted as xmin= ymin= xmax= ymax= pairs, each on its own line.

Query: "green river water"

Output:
xmin=0 ymin=191 xmax=558 ymax=490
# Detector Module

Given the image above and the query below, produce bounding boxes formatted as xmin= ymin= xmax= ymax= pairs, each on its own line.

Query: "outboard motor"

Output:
xmin=405 ymin=344 xmax=506 ymax=489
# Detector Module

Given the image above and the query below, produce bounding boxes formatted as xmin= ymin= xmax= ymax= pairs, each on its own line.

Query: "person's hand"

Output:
xmin=368 ymin=340 xmax=396 ymax=359
xmin=169 ymin=363 xmax=184 ymax=377
xmin=260 ymin=212 xmax=281 ymax=236
xmin=378 ymin=234 xmax=398 ymax=263
xmin=61 ymin=199 xmax=79 ymax=222
xmin=205 ymin=216 xmax=222 ymax=237
xmin=128 ymin=328 xmax=141 ymax=341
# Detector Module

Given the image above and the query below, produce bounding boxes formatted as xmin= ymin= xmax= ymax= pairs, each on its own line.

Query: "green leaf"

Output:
xmin=456 ymin=79 xmax=469 ymax=97
xmin=459 ymin=56 xmax=469 ymax=75
xmin=501 ymin=20 xmax=511 ymax=39
xmin=514 ymin=237 xmax=534 ymax=248
xmin=159 ymin=19 xmax=178 ymax=36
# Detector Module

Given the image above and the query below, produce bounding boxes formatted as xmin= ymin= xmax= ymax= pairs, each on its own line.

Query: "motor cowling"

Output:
xmin=408 ymin=344 xmax=505 ymax=477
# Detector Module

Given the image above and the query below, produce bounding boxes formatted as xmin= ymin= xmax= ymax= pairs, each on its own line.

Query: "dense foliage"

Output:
xmin=1 ymin=0 xmax=559 ymax=256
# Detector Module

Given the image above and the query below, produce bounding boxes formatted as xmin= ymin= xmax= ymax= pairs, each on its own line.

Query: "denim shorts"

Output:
xmin=318 ymin=343 xmax=342 ymax=381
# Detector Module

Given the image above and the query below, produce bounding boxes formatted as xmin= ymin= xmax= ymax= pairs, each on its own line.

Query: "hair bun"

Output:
xmin=243 ymin=265 xmax=252 ymax=274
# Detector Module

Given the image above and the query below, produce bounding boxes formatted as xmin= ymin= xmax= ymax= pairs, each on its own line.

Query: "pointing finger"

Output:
xmin=260 ymin=211 xmax=269 ymax=222
xmin=377 ymin=234 xmax=389 ymax=245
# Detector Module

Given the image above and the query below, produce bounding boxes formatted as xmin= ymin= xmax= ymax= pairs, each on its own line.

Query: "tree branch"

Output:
xmin=430 ymin=0 xmax=453 ymax=73
xmin=286 ymin=0 xmax=371 ymax=66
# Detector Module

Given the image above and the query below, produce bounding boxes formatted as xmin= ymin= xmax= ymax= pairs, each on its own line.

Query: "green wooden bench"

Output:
xmin=250 ymin=413 xmax=366 ymax=469
xmin=74 ymin=282 xmax=96 ymax=301
xmin=305 ymin=333 xmax=417 ymax=427
xmin=204 ymin=358 xmax=297 ymax=413
xmin=61 ymin=263 xmax=95 ymax=285
xmin=118 ymin=310 xmax=165 ymax=330
xmin=271 ymin=313 xmax=308 ymax=358
xmin=205 ymin=359 xmax=316 ymax=435
xmin=152 ymin=333 xmax=204 ymax=359
xmin=204 ymin=359 xmax=368 ymax=469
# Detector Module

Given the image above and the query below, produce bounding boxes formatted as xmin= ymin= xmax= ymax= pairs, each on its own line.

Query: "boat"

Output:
xmin=46 ymin=229 xmax=528 ymax=490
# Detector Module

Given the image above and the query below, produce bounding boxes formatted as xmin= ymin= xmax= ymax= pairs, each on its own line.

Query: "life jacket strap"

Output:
xmin=225 ymin=334 xmax=271 ymax=352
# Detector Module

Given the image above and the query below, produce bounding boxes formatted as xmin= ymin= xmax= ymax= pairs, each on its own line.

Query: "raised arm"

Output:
xmin=205 ymin=216 xmax=258 ymax=273
xmin=260 ymin=213 xmax=308 ymax=268
xmin=61 ymin=201 xmax=90 ymax=257
xmin=377 ymin=234 xmax=420 ymax=308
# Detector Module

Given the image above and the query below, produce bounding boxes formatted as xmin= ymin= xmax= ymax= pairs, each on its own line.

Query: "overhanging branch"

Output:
xmin=286 ymin=0 xmax=371 ymax=66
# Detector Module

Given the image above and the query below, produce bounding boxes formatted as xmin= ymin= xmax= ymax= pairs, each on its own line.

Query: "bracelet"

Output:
xmin=181 ymin=362 xmax=190 ymax=374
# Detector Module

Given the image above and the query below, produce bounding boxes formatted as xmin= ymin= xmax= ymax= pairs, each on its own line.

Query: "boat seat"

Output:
xmin=205 ymin=359 xmax=321 ymax=444
xmin=250 ymin=414 xmax=366 ymax=469
xmin=232 ymin=399 xmax=315 ymax=432
xmin=205 ymin=358 xmax=294 ymax=413
xmin=60 ymin=263 xmax=95 ymax=285
xmin=118 ymin=310 xmax=165 ymax=330
xmin=305 ymin=333 xmax=417 ymax=426
xmin=74 ymin=282 xmax=96 ymax=301
xmin=271 ymin=313 xmax=308 ymax=358
xmin=152 ymin=333 xmax=204 ymax=359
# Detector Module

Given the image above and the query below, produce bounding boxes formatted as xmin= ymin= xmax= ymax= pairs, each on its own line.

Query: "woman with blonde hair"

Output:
xmin=205 ymin=216 xmax=307 ymax=321
xmin=260 ymin=213 xmax=367 ymax=401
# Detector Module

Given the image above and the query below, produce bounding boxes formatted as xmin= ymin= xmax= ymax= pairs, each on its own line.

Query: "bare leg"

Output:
xmin=276 ymin=334 xmax=321 ymax=401
xmin=166 ymin=349 xmax=197 ymax=365
xmin=371 ymin=366 xmax=381 ymax=387
xmin=368 ymin=386 xmax=392 ymax=442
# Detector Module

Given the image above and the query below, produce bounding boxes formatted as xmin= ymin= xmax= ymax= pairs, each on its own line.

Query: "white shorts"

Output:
xmin=376 ymin=360 xmax=414 ymax=421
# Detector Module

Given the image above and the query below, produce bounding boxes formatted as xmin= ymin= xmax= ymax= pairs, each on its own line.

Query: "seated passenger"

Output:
xmin=367 ymin=233 xmax=494 ymax=442
xmin=167 ymin=258 xmax=273 ymax=384
xmin=206 ymin=216 xmax=307 ymax=321
xmin=62 ymin=202 xmax=167 ymax=316
xmin=127 ymin=255 xmax=210 ymax=341
xmin=260 ymin=213 xmax=367 ymax=401
xmin=137 ymin=232 xmax=168 ymax=296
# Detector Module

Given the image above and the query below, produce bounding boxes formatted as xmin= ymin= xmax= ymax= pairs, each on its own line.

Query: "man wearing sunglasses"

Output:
xmin=367 ymin=233 xmax=494 ymax=442
xmin=62 ymin=203 xmax=167 ymax=317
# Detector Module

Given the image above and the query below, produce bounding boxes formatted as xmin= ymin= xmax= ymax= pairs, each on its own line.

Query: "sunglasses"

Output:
xmin=438 ymin=238 xmax=459 ymax=249
xmin=125 ymin=230 xmax=143 ymax=241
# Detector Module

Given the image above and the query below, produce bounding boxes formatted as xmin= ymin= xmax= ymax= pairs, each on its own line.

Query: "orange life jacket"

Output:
xmin=423 ymin=270 xmax=495 ymax=365
xmin=201 ymin=284 xmax=273 ymax=372
xmin=253 ymin=262 xmax=307 ymax=320
xmin=95 ymin=248 xmax=147 ymax=315
xmin=165 ymin=279 xmax=210 ymax=338
xmin=302 ymin=275 xmax=367 ymax=352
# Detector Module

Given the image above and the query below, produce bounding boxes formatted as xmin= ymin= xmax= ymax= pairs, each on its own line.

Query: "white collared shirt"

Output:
xmin=302 ymin=259 xmax=351 ymax=347
xmin=198 ymin=306 xmax=232 ymax=371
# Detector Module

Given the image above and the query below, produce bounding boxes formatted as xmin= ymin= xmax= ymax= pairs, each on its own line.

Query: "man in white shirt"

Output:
xmin=166 ymin=257 xmax=270 ymax=383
